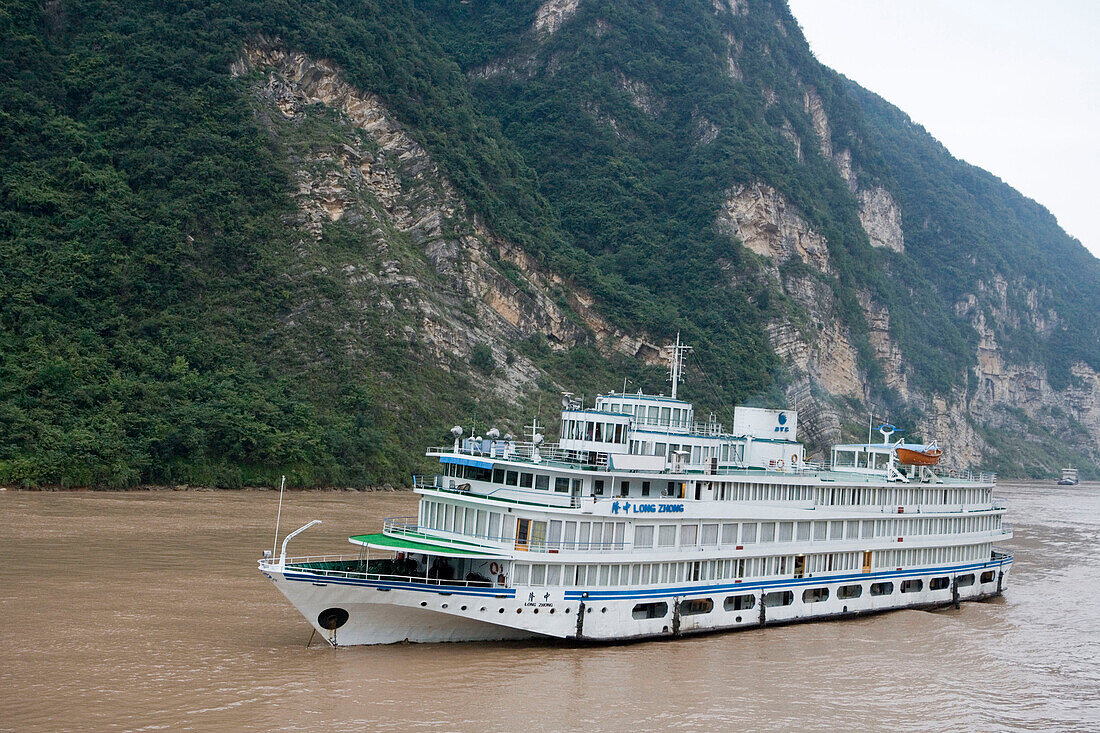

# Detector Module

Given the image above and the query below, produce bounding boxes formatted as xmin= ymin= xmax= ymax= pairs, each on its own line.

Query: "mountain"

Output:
xmin=1 ymin=0 xmax=1097 ymax=487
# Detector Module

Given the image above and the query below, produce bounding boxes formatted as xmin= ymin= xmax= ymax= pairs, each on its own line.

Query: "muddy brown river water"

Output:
xmin=1 ymin=481 xmax=1098 ymax=731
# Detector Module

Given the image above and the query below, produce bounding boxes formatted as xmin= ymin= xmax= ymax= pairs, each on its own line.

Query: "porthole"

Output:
xmin=499 ymin=608 xmax=505 ymax=613
xmin=460 ymin=605 xmax=467 ymax=611
xmin=550 ymin=608 xmax=556 ymax=614
xmin=517 ymin=608 xmax=522 ymax=613
xmin=601 ymin=607 xmax=607 ymax=613
xmin=420 ymin=601 xmax=428 ymax=607
xmin=480 ymin=607 xmax=486 ymax=612
xmin=533 ymin=608 xmax=539 ymax=614
xmin=735 ymin=615 xmax=742 ymax=623
xmin=441 ymin=603 xmax=448 ymax=609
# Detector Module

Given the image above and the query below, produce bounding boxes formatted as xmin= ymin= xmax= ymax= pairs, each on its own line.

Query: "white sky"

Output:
xmin=787 ymin=0 xmax=1100 ymax=259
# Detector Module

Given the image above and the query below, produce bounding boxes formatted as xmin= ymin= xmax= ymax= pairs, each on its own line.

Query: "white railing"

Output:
xmin=413 ymin=475 xmax=583 ymax=508
xmin=266 ymin=554 xmax=505 ymax=588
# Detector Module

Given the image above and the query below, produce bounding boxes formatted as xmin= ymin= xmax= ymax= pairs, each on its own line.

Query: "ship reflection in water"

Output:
xmin=1 ymin=482 xmax=1097 ymax=731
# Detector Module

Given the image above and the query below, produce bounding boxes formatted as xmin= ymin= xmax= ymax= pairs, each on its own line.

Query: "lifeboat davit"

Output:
xmin=895 ymin=446 xmax=943 ymax=466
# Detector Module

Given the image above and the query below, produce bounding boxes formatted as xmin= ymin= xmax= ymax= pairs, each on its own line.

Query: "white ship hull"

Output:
xmin=262 ymin=556 xmax=1012 ymax=646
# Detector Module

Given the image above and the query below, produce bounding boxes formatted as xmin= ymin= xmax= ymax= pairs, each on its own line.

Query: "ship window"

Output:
xmin=803 ymin=587 xmax=829 ymax=603
xmin=900 ymin=579 xmax=923 ymax=593
xmin=834 ymin=450 xmax=856 ymax=468
xmin=493 ymin=468 xmax=505 ymax=483
xmin=763 ymin=591 xmax=794 ymax=607
xmin=594 ymin=480 xmax=605 ymax=496
xmin=635 ymin=526 xmax=654 ymax=548
xmin=547 ymin=565 xmax=561 ymax=585
xmin=957 ymin=573 xmax=975 ymax=587
xmin=520 ymin=473 xmax=533 ymax=489
xmin=658 ymin=525 xmax=676 ymax=547
xmin=701 ymin=524 xmax=719 ymax=546
xmin=477 ymin=511 xmax=488 ymax=537
xmin=506 ymin=471 xmax=518 ymax=486
xmin=488 ymin=513 xmax=501 ymax=539
xmin=722 ymin=523 xmax=738 ymax=544
xmin=599 ymin=565 xmax=610 ymax=585
xmin=797 ymin=522 xmax=811 ymax=541
xmin=514 ymin=564 xmax=530 ymax=584
xmin=870 ymin=582 xmax=894 ymax=596
xmin=632 ymin=602 xmax=668 ymax=620
xmin=742 ymin=523 xmax=757 ymax=543
xmin=679 ymin=598 xmax=713 ymax=616
xmin=837 ymin=584 xmax=862 ymax=600
xmin=778 ymin=522 xmax=794 ymax=542
xmin=654 ymin=443 xmax=666 ymax=458
xmin=980 ymin=571 xmax=996 ymax=583
xmin=548 ymin=520 xmax=562 ymax=546
xmin=828 ymin=521 xmax=843 ymax=539
xmin=615 ymin=424 xmax=625 ymax=443
xmin=572 ymin=479 xmax=583 ymax=494
xmin=666 ymin=481 xmax=677 ymax=496
xmin=620 ymin=481 xmax=630 ymax=497
xmin=642 ymin=481 xmax=651 ymax=497
xmin=692 ymin=446 xmax=701 ymax=464
xmin=928 ymin=577 xmax=949 ymax=591
xmin=724 ymin=594 xmax=755 ymax=611
xmin=554 ymin=477 xmax=569 ymax=492
xmin=680 ymin=525 xmax=698 ymax=546
xmin=590 ymin=523 xmax=603 ymax=548
xmin=563 ymin=565 xmax=576 ymax=586
xmin=535 ymin=474 xmax=549 ymax=491
xmin=531 ymin=564 xmax=546 ymax=585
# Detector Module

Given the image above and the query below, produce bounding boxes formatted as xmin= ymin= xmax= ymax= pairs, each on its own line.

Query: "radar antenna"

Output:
xmin=665 ymin=332 xmax=693 ymax=400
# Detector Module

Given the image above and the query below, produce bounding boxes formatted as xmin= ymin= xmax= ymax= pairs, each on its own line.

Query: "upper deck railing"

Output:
xmin=427 ymin=442 xmax=997 ymax=485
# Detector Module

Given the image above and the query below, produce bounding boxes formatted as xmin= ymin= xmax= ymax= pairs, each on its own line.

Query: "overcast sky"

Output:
xmin=787 ymin=0 xmax=1100 ymax=260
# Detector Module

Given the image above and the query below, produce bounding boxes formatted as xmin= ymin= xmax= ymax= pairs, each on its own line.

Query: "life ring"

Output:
xmin=776 ymin=459 xmax=785 ymax=469
xmin=791 ymin=454 xmax=798 ymax=464
xmin=489 ymin=562 xmax=502 ymax=576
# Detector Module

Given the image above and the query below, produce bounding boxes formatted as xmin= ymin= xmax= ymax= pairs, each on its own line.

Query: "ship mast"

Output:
xmin=666 ymin=332 xmax=692 ymax=400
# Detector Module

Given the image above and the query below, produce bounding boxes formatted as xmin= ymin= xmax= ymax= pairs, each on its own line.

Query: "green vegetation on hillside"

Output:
xmin=1 ymin=0 xmax=1096 ymax=486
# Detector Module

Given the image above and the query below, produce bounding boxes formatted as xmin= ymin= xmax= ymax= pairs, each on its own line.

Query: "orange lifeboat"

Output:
xmin=895 ymin=446 xmax=942 ymax=466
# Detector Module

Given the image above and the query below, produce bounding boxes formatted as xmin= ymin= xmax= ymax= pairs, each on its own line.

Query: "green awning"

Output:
xmin=348 ymin=532 xmax=505 ymax=559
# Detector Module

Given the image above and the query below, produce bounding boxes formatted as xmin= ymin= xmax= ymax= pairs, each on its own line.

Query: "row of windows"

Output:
xmin=438 ymin=466 xmax=992 ymax=511
xmin=630 ymin=572 xmax=999 ymax=620
xmin=871 ymin=543 xmax=991 ymax=570
xmin=599 ymin=402 xmax=692 ymax=429
xmin=511 ymin=545 xmax=989 ymax=587
xmin=561 ymin=419 xmax=628 ymax=445
xmin=632 ymin=516 xmax=1000 ymax=549
xmin=628 ymin=441 xmax=741 ymax=465
xmin=421 ymin=500 xmax=510 ymax=542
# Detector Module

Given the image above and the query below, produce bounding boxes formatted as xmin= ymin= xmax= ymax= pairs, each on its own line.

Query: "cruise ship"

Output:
xmin=259 ymin=340 xmax=1013 ymax=646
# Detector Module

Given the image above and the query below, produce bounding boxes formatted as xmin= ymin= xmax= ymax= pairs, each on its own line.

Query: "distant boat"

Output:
xmin=895 ymin=445 xmax=943 ymax=466
xmin=1057 ymin=468 xmax=1079 ymax=486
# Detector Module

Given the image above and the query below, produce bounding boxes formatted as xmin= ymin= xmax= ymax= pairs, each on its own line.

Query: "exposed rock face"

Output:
xmin=712 ymin=0 xmax=747 ymax=16
xmin=803 ymin=88 xmax=832 ymax=160
xmin=858 ymin=187 xmax=905 ymax=252
xmin=858 ymin=291 xmax=908 ymax=399
xmin=618 ymin=74 xmax=664 ymax=116
xmin=232 ymin=41 xmax=660 ymax=402
xmin=534 ymin=0 xmax=581 ymax=35
xmin=780 ymin=118 xmax=802 ymax=162
xmin=718 ymin=183 xmax=830 ymax=272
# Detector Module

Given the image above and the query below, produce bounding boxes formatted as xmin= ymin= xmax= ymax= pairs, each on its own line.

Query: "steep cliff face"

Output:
xmin=232 ymin=41 xmax=665 ymax=403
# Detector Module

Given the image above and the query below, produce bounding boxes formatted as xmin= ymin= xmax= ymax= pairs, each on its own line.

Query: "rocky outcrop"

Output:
xmin=535 ymin=0 xmax=581 ymax=36
xmin=857 ymin=187 xmax=905 ymax=253
xmin=803 ymin=88 xmax=832 ymax=160
xmin=233 ymin=41 xmax=660 ymax=401
xmin=718 ymin=183 xmax=830 ymax=272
